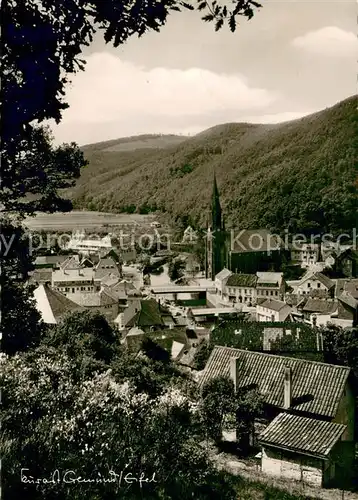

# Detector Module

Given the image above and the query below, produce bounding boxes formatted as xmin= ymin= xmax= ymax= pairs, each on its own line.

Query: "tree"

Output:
xmin=168 ymin=258 xmax=186 ymax=282
xmin=235 ymin=388 xmax=263 ymax=453
xmin=43 ymin=310 xmax=119 ymax=368
xmin=193 ymin=339 xmax=214 ymax=370
xmin=1 ymin=347 xmax=239 ymax=499
xmin=322 ymin=325 xmax=358 ymax=377
xmin=201 ymin=376 xmax=237 ymax=444
xmin=0 ymin=219 xmax=43 ymax=355
xmin=2 ymin=0 xmax=262 ymax=355
xmin=2 ymin=0 xmax=261 ymax=215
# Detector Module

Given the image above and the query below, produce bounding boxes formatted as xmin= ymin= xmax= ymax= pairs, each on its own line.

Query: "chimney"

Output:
xmin=283 ymin=366 xmax=292 ymax=409
xmin=230 ymin=357 xmax=237 ymax=392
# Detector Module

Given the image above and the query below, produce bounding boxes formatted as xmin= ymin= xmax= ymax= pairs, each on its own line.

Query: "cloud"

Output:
xmin=50 ymin=52 xmax=278 ymax=145
xmin=292 ymin=26 xmax=357 ymax=57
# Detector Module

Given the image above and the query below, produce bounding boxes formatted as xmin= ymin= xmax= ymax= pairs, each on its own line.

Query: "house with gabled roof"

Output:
xmin=292 ymin=271 xmax=335 ymax=297
xmin=199 ymin=346 xmax=355 ymax=487
xmin=34 ymin=283 xmax=84 ymax=324
xmin=224 ymin=273 xmax=257 ymax=305
xmin=94 ymin=255 xmax=122 ymax=280
xmin=299 ymin=295 xmax=357 ymax=328
xmin=256 ymin=299 xmax=292 ymax=322
xmin=214 ymin=268 xmax=232 ymax=298
xmin=114 ymin=298 xmax=174 ymax=334
xmin=256 ymin=272 xmax=285 ymax=301
xmin=258 ymin=413 xmax=348 ymax=488
xmin=65 ymin=286 xmax=120 ymax=322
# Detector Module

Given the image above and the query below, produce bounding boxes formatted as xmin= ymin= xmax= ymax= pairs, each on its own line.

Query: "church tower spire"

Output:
xmin=211 ymin=171 xmax=222 ymax=232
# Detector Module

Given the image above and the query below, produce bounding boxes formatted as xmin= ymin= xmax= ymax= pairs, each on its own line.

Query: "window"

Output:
xmin=270 ymin=291 xmax=273 ymax=296
xmin=317 ymin=283 xmax=321 ymax=288
xmin=307 ymin=283 xmax=311 ymax=288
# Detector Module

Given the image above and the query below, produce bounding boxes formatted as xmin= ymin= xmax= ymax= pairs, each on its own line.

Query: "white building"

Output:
xmin=292 ymin=271 xmax=334 ymax=297
xmin=256 ymin=272 xmax=285 ymax=301
xmin=224 ymin=273 xmax=257 ymax=305
xmin=290 ymin=243 xmax=320 ymax=268
xmin=216 ymin=270 xmax=285 ymax=305
xmin=52 ymin=268 xmax=101 ymax=295
xmin=67 ymin=231 xmax=113 ymax=256
xmin=214 ymin=268 xmax=232 ymax=298
xmin=256 ymin=299 xmax=292 ymax=322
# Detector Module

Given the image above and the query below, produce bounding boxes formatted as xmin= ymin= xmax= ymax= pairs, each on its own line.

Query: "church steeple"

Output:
xmin=211 ymin=171 xmax=222 ymax=231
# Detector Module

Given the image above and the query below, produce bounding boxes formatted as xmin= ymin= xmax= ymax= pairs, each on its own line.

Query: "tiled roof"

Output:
xmin=126 ymin=299 xmax=167 ymax=328
xmin=34 ymin=284 xmax=84 ymax=323
xmin=338 ymin=291 xmax=358 ymax=310
xmin=199 ymin=346 xmax=350 ymax=418
xmin=298 ymin=271 xmax=334 ymax=289
xmin=259 ymin=299 xmax=289 ymax=312
xmin=226 ymin=273 xmax=257 ymax=287
xmin=315 ymin=272 xmax=335 ymax=289
xmin=343 ymin=279 xmax=358 ymax=300
xmin=259 ymin=413 xmax=346 ymax=458
xmin=302 ymin=298 xmax=338 ymax=314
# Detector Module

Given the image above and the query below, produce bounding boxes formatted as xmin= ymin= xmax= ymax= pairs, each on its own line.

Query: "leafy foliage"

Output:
xmin=193 ymin=339 xmax=214 ymax=370
xmin=0 ymin=220 xmax=43 ymax=355
xmin=70 ymin=97 xmax=357 ymax=234
xmin=201 ymin=376 xmax=263 ymax=447
xmin=211 ymin=320 xmax=320 ymax=357
xmin=168 ymin=258 xmax=186 ymax=282
xmin=201 ymin=376 xmax=237 ymax=443
xmin=322 ymin=325 xmax=358 ymax=377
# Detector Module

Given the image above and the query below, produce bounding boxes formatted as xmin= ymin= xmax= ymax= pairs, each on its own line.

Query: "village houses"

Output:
xmin=200 ymin=346 xmax=355 ymax=489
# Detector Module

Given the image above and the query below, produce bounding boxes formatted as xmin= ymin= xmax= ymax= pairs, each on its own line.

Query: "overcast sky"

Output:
xmin=50 ymin=0 xmax=357 ymax=146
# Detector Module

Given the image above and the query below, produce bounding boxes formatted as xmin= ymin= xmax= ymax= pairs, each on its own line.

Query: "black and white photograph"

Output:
xmin=1 ymin=0 xmax=357 ymax=499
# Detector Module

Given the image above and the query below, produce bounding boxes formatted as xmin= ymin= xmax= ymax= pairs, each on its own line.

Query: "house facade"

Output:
xmin=290 ymin=243 xmax=320 ymax=268
xmin=199 ymin=346 xmax=355 ymax=488
xmin=52 ymin=268 xmax=101 ymax=295
xmin=292 ymin=271 xmax=334 ymax=297
xmin=256 ymin=272 xmax=285 ymax=301
xmin=256 ymin=299 xmax=292 ymax=322
xmin=224 ymin=273 xmax=257 ymax=305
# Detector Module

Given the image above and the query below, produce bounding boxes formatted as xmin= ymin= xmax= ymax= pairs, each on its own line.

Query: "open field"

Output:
xmin=23 ymin=211 xmax=156 ymax=231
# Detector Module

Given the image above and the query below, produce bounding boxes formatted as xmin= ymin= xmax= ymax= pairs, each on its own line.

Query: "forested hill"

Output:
xmin=68 ymin=95 xmax=357 ymax=234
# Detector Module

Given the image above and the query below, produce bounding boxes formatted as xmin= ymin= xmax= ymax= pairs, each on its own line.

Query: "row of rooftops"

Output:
xmin=200 ymin=345 xmax=351 ymax=419
xmin=200 ymin=345 xmax=353 ymax=459
xmin=216 ymin=269 xmax=284 ymax=288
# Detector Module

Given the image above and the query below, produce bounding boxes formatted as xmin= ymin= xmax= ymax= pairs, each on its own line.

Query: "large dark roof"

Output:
xmin=127 ymin=299 xmax=167 ymax=328
xmin=230 ymin=229 xmax=281 ymax=254
xmin=259 ymin=413 xmax=346 ymax=458
xmin=302 ymin=298 xmax=338 ymax=314
xmin=226 ymin=274 xmax=257 ymax=287
xmin=200 ymin=346 xmax=350 ymax=418
xmin=259 ymin=299 xmax=289 ymax=312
